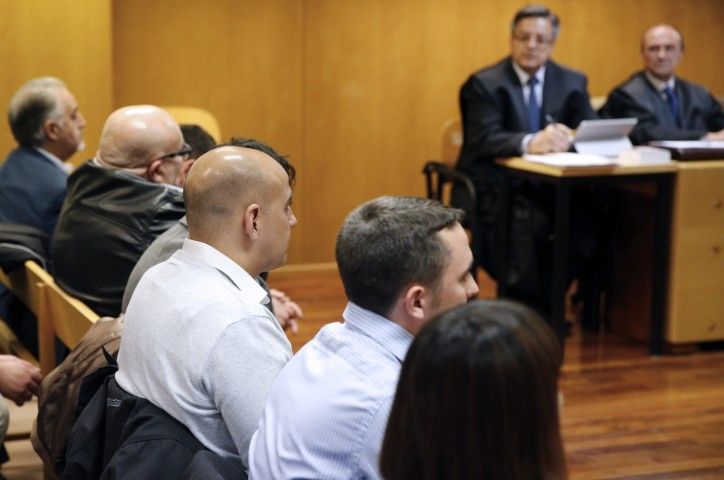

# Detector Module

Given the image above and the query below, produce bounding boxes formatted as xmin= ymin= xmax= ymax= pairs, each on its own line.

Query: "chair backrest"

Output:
xmin=1 ymin=261 xmax=100 ymax=375
xmin=422 ymin=117 xmax=479 ymax=277
xmin=162 ymin=106 xmax=222 ymax=143
xmin=0 ymin=262 xmax=41 ymax=315
xmin=441 ymin=117 xmax=463 ymax=166
xmin=590 ymin=95 xmax=607 ymax=111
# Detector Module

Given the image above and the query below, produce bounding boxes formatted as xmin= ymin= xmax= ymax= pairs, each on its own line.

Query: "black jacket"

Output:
xmin=456 ymin=57 xmax=595 ymax=176
xmin=600 ymin=71 xmax=724 ymax=144
xmin=63 ymin=374 xmax=208 ymax=479
xmin=51 ymin=161 xmax=184 ymax=317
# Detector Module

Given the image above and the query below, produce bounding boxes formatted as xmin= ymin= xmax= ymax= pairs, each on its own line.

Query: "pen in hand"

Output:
xmin=544 ymin=114 xmax=574 ymax=145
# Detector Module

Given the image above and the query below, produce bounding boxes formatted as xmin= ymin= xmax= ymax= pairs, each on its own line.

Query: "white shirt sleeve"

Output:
xmin=204 ymin=313 xmax=291 ymax=469
xmin=356 ymin=395 xmax=393 ymax=479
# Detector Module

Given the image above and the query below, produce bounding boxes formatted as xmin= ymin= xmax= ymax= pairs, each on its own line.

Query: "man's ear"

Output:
xmin=178 ymin=159 xmax=195 ymax=187
xmin=243 ymin=203 xmax=261 ymax=238
xmin=146 ymin=159 xmax=165 ymax=183
xmin=42 ymin=119 xmax=60 ymax=142
xmin=403 ymin=284 xmax=428 ymax=322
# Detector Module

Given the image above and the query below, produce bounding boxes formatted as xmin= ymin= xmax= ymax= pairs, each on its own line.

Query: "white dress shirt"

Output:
xmin=35 ymin=147 xmax=72 ymax=174
xmin=249 ymin=302 xmax=413 ymax=479
xmin=645 ymin=71 xmax=676 ymax=101
xmin=116 ymin=239 xmax=291 ymax=470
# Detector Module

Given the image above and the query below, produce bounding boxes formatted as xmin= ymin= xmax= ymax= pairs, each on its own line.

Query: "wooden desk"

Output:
xmin=667 ymin=160 xmax=724 ymax=343
xmin=495 ymin=158 xmax=677 ymax=354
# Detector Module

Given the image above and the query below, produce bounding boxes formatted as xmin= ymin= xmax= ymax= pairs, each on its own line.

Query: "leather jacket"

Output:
xmin=51 ymin=161 xmax=184 ymax=317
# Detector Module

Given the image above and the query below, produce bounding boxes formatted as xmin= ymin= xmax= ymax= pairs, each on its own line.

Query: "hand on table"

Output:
xmin=529 ymin=123 xmax=574 ymax=154
xmin=702 ymin=129 xmax=724 ymax=141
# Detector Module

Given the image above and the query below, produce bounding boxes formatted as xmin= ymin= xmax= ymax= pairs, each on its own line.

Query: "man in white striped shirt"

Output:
xmin=249 ymin=196 xmax=479 ymax=479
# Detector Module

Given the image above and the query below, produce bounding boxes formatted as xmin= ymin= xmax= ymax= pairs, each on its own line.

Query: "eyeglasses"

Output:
xmin=512 ymin=33 xmax=554 ymax=45
xmin=157 ymin=143 xmax=192 ymax=162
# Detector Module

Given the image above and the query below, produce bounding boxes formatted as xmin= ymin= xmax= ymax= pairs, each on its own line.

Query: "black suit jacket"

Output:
xmin=456 ymin=57 xmax=595 ymax=178
xmin=0 ymin=147 xmax=68 ymax=237
xmin=452 ymin=58 xmax=595 ymax=278
xmin=600 ymin=71 xmax=724 ymax=144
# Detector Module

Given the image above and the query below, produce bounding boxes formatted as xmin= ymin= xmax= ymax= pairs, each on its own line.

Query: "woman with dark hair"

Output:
xmin=380 ymin=299 xmax=566 ymax=480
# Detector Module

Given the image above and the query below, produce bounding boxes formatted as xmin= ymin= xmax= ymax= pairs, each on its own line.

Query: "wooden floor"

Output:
xmin=3 ymin=267 xmax=723 ymax=479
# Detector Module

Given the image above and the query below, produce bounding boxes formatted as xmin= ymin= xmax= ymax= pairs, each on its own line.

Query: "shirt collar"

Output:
xmin=645 ymin=71 xmax=676 ymax=93
xmin=179 ymin=238 xmax=269 ymax=305
xmin=35 ymin=147 xmax=71 ymax=174
xmin=342 ymin=302 xmax=413 ymax=362
xmin=511 ymin=61 xmax=546 ymax=87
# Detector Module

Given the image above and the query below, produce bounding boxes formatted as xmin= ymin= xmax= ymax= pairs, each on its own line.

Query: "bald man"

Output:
xmin=601 ymin=24 xmax=724 ymax=144
xmin=51 ymin=105 xmax=188 ymax=317
xmin=115 ymin=146 xmax=296 ymax=471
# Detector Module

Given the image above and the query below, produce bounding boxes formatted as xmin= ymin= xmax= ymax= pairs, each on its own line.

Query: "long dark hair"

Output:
xmin=380 ymin=299 xmax=566 ymax=480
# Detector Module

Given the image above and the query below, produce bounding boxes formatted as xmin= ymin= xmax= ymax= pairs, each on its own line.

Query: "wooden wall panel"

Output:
xmin=112 ymin=0 xmax=723 ymax=264
xmin=0 ymin=0 xmax=113 ymax=167
xmin=301 ymin=0 xmax=724 ymax=262
xmin=112 ymin=0 xmax=306 ymax=262
xmin=546 ymin=0 xmax=724 ymax=96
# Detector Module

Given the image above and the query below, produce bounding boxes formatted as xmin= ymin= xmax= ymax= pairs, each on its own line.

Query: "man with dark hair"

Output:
xmin=456 ymin=4 xmax=596 ymax=317
xmin=51 ymin=105 xmax=187 ymax=317
xmin=249 ymin=196 xmax=479 ymax=479
xmin=116 ymin=145 xmax=297 ymax=472
xmin=180 ymin=124 xmax=216 ymax=159
xmin=0 ymin=77 xmax=86 ymax=236
xmin=600 ymin=24 xmax=724 ymax=144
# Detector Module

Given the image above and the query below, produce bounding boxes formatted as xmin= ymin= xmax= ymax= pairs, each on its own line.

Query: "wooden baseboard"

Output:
xmin=271 ymin=262 xmax=338 ymax=274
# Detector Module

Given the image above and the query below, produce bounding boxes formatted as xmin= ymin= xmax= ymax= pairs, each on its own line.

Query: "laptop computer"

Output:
xmin=573 ymin=118 xmax=637 ymax=157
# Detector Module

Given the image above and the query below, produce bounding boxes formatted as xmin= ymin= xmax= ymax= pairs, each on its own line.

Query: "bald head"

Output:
xmin=642 ymin=24 xmax=683 ymax=51
xmin=96 ymin=105 xmax=184 ymax=172
xmin=641 ymin=24 xmax=683 ymax=81
xmin=184 ymin=146 xmax=290 ymax=241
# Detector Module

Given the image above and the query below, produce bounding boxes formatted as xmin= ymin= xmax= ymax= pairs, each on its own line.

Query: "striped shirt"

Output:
xmin=249 ymin=302 xmax=413 ymax=479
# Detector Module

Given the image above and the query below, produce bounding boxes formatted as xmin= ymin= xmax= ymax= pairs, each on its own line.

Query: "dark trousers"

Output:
xmin=458 ymin=169 xmax=604 ymax=321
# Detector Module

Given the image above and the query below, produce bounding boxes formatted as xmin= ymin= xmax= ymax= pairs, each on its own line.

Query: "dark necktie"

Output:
xmin=527 ymin=76 xmax=540 ymax=133
xmin=663 ymin=85 xmax=681 ymax=128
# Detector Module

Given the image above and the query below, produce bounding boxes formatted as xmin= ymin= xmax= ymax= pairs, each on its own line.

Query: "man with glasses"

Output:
xmin=455 ymin=5 xmax=596 ymax=320
xmin=51 ymin=105 xmax=187 ymax=317
xmin=600 ymin=24 xmax=724 ymax=144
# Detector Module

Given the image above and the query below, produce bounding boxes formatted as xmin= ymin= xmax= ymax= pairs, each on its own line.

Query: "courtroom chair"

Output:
xmin=422 ymin=118 xmax=481 ymax=278
xmin=25 ymin=261 xmax=100 ymax=375
xmin=163 ymin=106 xmax=222 ymax=143
xmin=1 ymin=259 xmax=100 ymax=375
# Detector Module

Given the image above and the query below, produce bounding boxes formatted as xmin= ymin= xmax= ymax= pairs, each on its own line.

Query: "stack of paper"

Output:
xmin=524 ymin=147 xmax=672 ymax=167
xmin=523 ymin=153 xmax=616 ymax=167
xmin=617 ymin=146 xmax=672 ymax=165
xmin=649 ymin=140 xmax=724 ymax=149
